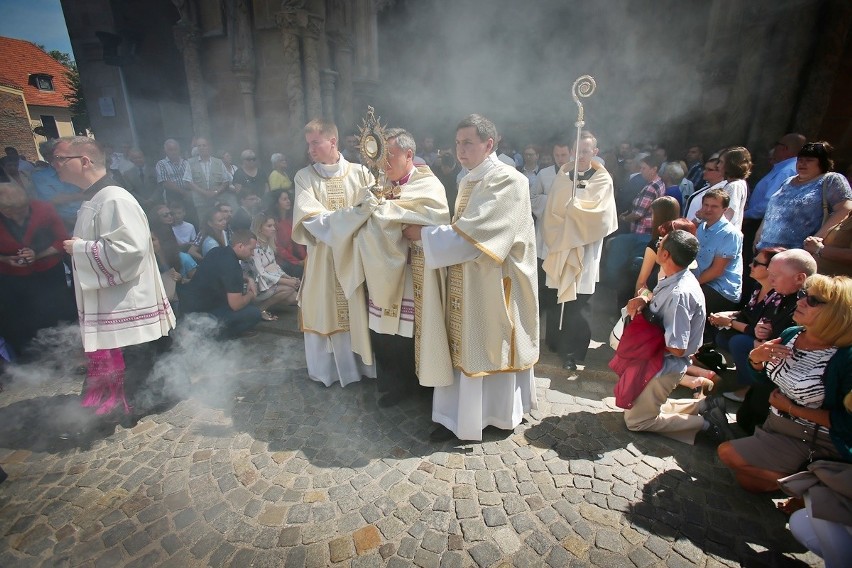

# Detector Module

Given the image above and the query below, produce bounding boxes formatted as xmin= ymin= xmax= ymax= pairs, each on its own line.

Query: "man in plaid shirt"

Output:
xmin=156 ymin=139 xmax=197 ymax=224
xmin=603 ymin=155 xmax=665 ymax=287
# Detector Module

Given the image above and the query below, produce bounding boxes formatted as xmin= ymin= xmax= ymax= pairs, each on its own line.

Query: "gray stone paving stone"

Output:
xmin=438 ymin=551 xmax=465 ymax=568
xmin=482 ymin=507 xmax=507 ymax=527
xmin=387 ymin=556 xmax=413 ymax=568
xmin=0 ymin=333 xmax=817 ymax=568
xmin=454 ymin=499 xmax=478 ymax=519
xmin=413 ymin=547 xmax=440 ymax=568
xmin=459 ymin=519 xmax=487 ymax=542
xmin=468 ymin=541 xmax=501 ymax=568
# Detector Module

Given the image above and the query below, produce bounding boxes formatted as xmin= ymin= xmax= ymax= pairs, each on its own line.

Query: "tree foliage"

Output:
xmin=38 ymin=44 xmax=90 ymax=134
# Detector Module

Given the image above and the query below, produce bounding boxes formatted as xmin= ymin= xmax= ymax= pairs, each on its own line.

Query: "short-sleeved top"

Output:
xmin=201 ymin=235 xmax=226 ymax=257
xmin=232 ymin=168 xmax=268 ymax=197
xmin=694 ymin=216 xmax=743 ymax=302
xmin=30 ymin=167 xmax=82 ymax=220
xmin=722 ymin=178 xmax=747 ymax=230
xmin=172 ymin=221 xmax=197 ymax=246
xmin=757 ymin=172 xmax=852 ymax=250
xmin=648 ymin=268 xmax=706 ymax=377
xmin=155 ymin=158 xmax=192 ymax=188
xmin=180 ymin=246 xmax=243 ymax=313
xmin=156 ymin=252 xmax=197 ymax=278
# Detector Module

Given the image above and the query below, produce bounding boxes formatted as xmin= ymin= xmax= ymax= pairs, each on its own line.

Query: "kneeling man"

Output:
xmin=621 ymin=230 xmax=731 ymax=443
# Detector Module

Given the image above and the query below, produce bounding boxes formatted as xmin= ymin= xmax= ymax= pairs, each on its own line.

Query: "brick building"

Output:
xmin=0 ymin=36 xmax=77 ymax=160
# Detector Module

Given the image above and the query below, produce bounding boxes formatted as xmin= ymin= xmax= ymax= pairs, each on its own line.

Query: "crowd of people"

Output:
xmin=1 ymin=119 xmax=851 ymax=560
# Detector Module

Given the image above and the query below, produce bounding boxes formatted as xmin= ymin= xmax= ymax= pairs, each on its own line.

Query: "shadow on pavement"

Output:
xmin=524 ymin=412 xmax=813 ymax=566
xmin=627 ymin=468 xmax=812 ymax=566
xmin=0 ymin=395 xmax=123 ymax=453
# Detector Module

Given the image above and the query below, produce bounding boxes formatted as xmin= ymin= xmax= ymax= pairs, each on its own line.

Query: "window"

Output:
xmin=39 ymin=115 xmax=59 ymax=139
xmin=29 ymin=74 xmax=54 ymax=91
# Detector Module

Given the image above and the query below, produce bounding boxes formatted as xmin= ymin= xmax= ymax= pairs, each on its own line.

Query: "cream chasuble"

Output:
xmin=541 ymin=162 xmax=618 ymax=304
xmin=340 ymin=166 xmax=455 ymax=387
xmin=445 ymin=157 xmax=539 ymax=376
xmin=420 ymin=155 xmax=539 ymax=441
xmin=71 ymin=185 xmax=175 ymax=352
xmin=293 ymin=156 xmax=376 ymax=386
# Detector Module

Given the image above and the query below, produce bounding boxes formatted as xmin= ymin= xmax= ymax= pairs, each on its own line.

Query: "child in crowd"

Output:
xmin=170 ymin=202 xmax=197 ymax=251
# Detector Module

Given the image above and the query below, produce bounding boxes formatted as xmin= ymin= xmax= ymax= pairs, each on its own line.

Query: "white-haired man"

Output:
xmin=348 ymin=128 xmax=453 ymax=407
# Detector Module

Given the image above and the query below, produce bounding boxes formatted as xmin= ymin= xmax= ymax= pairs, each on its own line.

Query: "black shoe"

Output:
xmin=562 ymin=357 xmax=578 ymax=371
xmin=705 ymin=407 xmax=734 ymax=442
xmin=378 ymin=390 xmax=410 ymax=408
xmin=699 ymin=396 xmax=726 ymax=418
xmin=429 ymin=424 xmax=456 ymax=442
xmin=0 ymin=466 xmax=7 ymax=484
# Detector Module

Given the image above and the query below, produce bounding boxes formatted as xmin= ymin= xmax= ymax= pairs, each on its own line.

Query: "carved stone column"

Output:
xmin=303 ymin=14 xmax=325 ymax=120
xmin=332 ymin=32 xmax=355 ymax=129
xmin=276 ymin=4 xmax=307 ymax=131
xmin=320 ymin=69 xmax=338 ymax=119
xmin=229 ymin=0 xmax=258 ymax=151
xmin=173 ymin=22 xmax=211 ymax=139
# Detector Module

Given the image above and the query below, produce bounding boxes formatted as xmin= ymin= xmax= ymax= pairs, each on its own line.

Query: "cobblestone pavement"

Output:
xmin=0 ymin=312 xmax=819 ymax=567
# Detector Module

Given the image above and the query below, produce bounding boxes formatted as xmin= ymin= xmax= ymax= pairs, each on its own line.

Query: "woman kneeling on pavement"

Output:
xmin=717 ymin=274 xmax=852 ymax=492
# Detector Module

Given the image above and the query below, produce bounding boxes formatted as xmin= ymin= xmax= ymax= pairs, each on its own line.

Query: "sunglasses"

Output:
xmin=797 ymin=289 xmax=826 ymax=307
xmin=751 ymin=259 xmax=769 ymax=267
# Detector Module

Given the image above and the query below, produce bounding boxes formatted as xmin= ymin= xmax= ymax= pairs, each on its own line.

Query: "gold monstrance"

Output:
xmin=358 ymin=106 xmax=392 ymax=200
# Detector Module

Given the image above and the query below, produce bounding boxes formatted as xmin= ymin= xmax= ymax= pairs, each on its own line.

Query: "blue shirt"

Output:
xmin=665 ymin=185 xmax=683 ymax=211
xmin=30 ymin=167 xmax=81 ymax=221
xmin=694 ymin=216 xmax=743 ymax=302
xmin=757 ymin=172 xmax=852 ymax=250
xmin=650 ymin=268 xmax=706 ymax=377
xmin=744 ymin=157 xmax=797 ymax=219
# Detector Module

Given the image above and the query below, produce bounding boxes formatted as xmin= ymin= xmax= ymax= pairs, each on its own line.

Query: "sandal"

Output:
xmin=261 ymin=310 xmax=278 ymax=321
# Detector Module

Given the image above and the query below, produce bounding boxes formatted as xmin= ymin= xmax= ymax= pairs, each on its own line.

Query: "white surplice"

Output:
xmin=419 ymin=155 xmax=538 ymax=441
xmin=294 ymin=156 xmax=376 ymax=387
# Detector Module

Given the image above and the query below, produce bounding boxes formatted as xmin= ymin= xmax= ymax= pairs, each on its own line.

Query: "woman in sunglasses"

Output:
xmin=717 ymin=274 xmax=852 ymax=493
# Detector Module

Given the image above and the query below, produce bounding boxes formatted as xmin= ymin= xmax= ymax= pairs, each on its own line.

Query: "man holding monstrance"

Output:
xmin=336 ymin=109 xmax=455 ymax=406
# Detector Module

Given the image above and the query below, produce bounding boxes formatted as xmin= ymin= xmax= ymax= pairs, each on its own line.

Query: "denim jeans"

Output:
xmin=716 ymin=330 xmax=756 ymax=385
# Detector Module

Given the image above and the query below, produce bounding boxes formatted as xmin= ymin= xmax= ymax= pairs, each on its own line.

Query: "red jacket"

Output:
xmin=275 ymin=217 xmax=307 ymax=264
xmin=610 ymin=311 xmax=666 ymax=409
xmin=0 ymin=200 xmax=67 ymax=276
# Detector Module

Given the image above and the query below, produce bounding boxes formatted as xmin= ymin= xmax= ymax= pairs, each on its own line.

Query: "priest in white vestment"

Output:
xmin=56 ymin=136 xmax=175 ymax=417
xmin=541 ymin=132 xmax=618 ymax=370
xmin=338 ymin=129 xmax=454 ymax=407
xmin=403 ymin=115 xmax=539 ymax=442
xmin=292 ymin=118 xmax=376 ymax=387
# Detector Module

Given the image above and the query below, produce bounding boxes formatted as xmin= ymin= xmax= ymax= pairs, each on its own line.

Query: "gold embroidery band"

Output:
xmin=411 ymin=243 xmax=425 ymax=370
xmin=447 ymin=263 xmax=464 ymax=368
xmin=325 ymin=177 xmax=346 ymax=211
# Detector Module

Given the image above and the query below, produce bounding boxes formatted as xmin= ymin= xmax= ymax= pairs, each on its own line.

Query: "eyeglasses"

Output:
xmin=797 ymin=289 xmax=826 ymax=307
xmin=751 ymin=259 xmax=769 ymax=267
xmin=244 ymin=157 xmax=257 ymax=161
xmin=159 ymin=211 xmax=173 ymax=217
xmin=51 ymin=155 xmax=84 ymax=165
